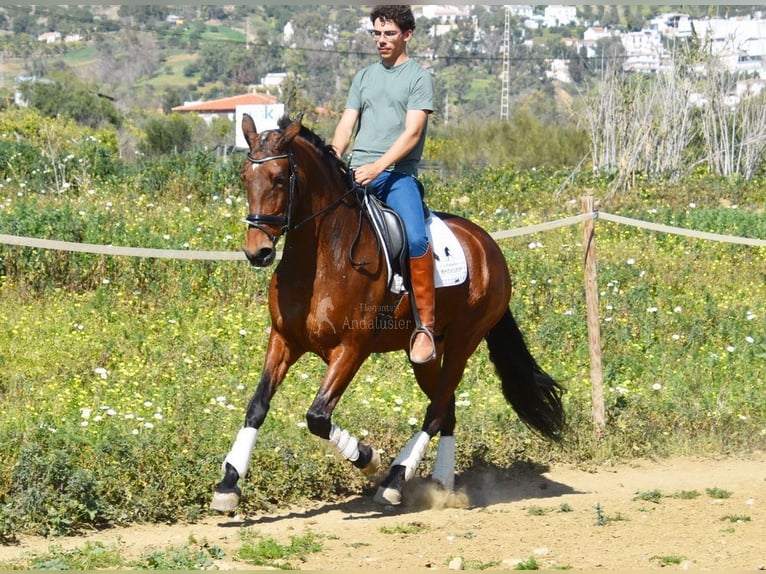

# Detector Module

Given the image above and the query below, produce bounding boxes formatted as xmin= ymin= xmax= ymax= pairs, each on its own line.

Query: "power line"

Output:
xmin=202 ymin=35 xmax=570 ymax=65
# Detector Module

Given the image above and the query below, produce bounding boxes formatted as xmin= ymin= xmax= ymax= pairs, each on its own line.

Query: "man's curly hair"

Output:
xmin=370 ymin=5 xmax=416 ymax=32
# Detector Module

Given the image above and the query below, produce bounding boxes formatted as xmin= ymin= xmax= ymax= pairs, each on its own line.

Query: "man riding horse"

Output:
xmin=331 ymin=5 xmax=436 ymax=364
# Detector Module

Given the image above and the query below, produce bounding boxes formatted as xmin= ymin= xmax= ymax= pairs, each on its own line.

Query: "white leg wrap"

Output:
xmin=392 ymin=430 xmax=431 ymax=481
xmin=326 ymin=423 xmax=361 ymax=462
xmin=223 ymin=427 xmax=258 ymax=478
xmin=431 ymin=435 xmax=456 ymax=490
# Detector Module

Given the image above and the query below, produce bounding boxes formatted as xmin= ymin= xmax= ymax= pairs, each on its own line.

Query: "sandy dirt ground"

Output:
xmin=1 ymin=454 xmax=764 ymax=570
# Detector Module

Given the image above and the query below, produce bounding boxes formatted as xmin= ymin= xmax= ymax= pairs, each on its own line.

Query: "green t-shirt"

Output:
xmin=346 ymin=58 xmax=434 ymax=177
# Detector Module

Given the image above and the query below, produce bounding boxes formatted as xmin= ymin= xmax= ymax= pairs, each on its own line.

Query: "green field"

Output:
xmin=52 ymin=43 xmax=98 ymax=68
xmin=0 ymin=108 xmax=764 ymax=540
xmin=141 ymin=51 xmax=200 ymax=89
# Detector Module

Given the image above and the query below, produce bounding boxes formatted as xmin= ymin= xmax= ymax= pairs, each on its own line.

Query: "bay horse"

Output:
xmin=211 ymin=114 xmax=564 ymax=512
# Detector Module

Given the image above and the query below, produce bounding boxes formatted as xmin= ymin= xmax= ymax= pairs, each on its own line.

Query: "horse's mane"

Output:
xmin=277 ymin=115 xmax=350 ymax=179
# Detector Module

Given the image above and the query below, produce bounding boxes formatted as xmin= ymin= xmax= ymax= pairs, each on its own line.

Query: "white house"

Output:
xmin=695 ymin=16 xmax=766 ymax=75
xmin=543 ymin=5 xmax=577 ymax=27
xmin=648 ymin=13 xmax=694 ymax=38
xmin=260 ymin=72 xmax=287 ymax=88
xmin=621 ymin=29 xmax=664 ymax=72
xmin=507 ymin=5 xmax=534 ymax=19
xmin=581 ymin=26 xmax=617 ymax=58
xmin=546 ymin=58 xmax=572 ymax=83
xmin=172 ymin=92 xmax=280 ymax=126
xmin=419 ymin=5 xmax=471 ymax=23
xmin=37 ymin=31 xmax=61 ymax=43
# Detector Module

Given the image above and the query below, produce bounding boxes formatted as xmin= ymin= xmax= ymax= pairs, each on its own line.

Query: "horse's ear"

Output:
xmin=241 ymin=113 xmax=258 ymax=149
xmin=280 ymin=115 xmax=303 ymax=145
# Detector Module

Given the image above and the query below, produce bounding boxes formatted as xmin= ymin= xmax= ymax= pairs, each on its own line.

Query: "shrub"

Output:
xmin=0 ymin=442 xmax=114 ymax=536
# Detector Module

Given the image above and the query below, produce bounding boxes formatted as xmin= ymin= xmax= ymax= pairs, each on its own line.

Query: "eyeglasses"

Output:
xmin=370 ymin=30 xmax=401 ymax=39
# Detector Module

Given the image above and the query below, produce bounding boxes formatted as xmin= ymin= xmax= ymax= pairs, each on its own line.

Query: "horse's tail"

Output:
xmin=484 ymin=308 xmax=565 ymax=442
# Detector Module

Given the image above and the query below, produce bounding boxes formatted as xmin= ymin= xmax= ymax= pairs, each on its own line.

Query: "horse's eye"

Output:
xmin=274 ymin=174 xmax=289 ymax=187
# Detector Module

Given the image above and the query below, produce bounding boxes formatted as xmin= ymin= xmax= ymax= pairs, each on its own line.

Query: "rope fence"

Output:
xmin=0 ymin=234 xmax=247 ymax=260
xmin=2 ymin=197 xmax=763 ymax=435
xmin=2 ymin=209 xmax=763 ymax=258
xmin=595 ymin=212 xmax=766 ymax=247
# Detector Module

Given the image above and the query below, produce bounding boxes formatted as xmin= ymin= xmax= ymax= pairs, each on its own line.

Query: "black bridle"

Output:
xmin=242 ymin=147 xmax=359 ymax=245
xmin=241 ymin=151 xmax=297 ymax=245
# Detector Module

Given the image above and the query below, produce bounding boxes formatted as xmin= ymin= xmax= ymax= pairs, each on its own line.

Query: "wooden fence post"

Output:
xmin=582 ymin=196 xmax=605 ymax=436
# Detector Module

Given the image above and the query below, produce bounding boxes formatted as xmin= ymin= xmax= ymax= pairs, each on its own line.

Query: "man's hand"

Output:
xmin=353 ymin=162 xmax=385 ymax=186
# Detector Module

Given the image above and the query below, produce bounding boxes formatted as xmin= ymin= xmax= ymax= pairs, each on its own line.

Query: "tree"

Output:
xmin=12 ymin=11 xmax=36 ymax=35
xmin=161 ymin=88 xmax=186 ymax=114
xmin=20 ymin=72 xmax=122 ymax=129
xmin=567 ymin=46 xmax=589 ymax=83
xmin=280 ymin=73 xmax=316 ymax=119
xmin=594 ymin=37 xmax=626 ymax=72
xmin=141 ymin=113 xmax=195 ymax=156
xmin=117 ymin=6 xmax=170 ymax=26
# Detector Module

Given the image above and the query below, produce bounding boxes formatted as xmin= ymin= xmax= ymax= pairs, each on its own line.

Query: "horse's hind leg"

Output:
xmin=431 ymin=399 xmax=457 ymax=490
xmin=375 ymin=357 xmax=461 ymax=505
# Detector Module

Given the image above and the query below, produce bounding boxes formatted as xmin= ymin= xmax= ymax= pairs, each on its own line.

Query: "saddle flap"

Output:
xmin=365 ymin=193 xmax=407 ymax=270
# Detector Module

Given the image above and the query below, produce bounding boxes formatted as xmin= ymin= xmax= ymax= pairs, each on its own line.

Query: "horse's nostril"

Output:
xmin=245 ymin=247 xmax=275 ymax=267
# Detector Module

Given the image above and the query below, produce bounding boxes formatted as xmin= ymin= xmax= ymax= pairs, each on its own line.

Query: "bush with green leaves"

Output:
xmin=1 ymin=442 xmax=113 ymax=536
xmin=140 ymin=113 xmax=198 ymax=157
xmin=18 ymin=71 xmax=122 ymax=129
xmin=0 ymin=107 xmax=122 ymax=193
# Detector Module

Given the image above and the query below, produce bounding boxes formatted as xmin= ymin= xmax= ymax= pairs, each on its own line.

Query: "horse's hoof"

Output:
xmin=210 ymin=490 xmax=240 ymax=513
xmin=431 ymin=473 xmax=454 ymax=491
xmin=374 ymin=485 xmax=402 ymax=506
xmin=362 ymin=449 xmax=381 ymax=475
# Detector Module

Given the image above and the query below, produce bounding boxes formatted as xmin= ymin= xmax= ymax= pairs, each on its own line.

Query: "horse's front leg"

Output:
xmin=305 ymin=348 xmax=380 ymax=475
xmin=210 ymin=334 xmax=294 ymax=512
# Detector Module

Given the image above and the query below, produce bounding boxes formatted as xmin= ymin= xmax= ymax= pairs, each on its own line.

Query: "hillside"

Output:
xmin=2 ymin=4 xmax=763 ymax=121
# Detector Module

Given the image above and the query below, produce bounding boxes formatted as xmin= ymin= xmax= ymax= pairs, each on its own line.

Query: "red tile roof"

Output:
xmin=172 ymin=93 xmax=279 ymax=113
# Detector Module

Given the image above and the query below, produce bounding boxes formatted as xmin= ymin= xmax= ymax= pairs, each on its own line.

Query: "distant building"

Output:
xmin=37 ymin=31 xmax=83 ymax=43
xmin=648 ymin=13 xmax=694 ymax=38
xmin=695 ymin=16 xmax=766 ymax=75
xmin=544 ymin=5 xmax=578 ymax=27
xmin=581 ymin=26 xmax=618 ymax=57
xmin=260 ymin=72 xmax=287 ymax=88
xmin=546 ymin=58 xmax=572 ymax=83
xmin=172 ymin=92 xmax=279 ymax=125
xmin=523 ymin=16 xmax=542 ymax=30
xmin=621 ymin=29 xmax=664 ymax=72
xmin=507 ymin=5 xmax=535 ymax=19
xmin=419 ymin=5 xmax=471 ymax=23
xmin=37 ymin=31 xmax=61 ymax=43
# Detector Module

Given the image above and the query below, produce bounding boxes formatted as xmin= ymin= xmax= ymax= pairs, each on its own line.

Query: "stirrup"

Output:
xmin=409 ymin=327 xmax=436 ymax=364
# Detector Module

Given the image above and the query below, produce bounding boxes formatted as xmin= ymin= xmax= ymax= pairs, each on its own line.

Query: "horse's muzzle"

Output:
xmin=244 ymin=246 xmax=276 ymax=267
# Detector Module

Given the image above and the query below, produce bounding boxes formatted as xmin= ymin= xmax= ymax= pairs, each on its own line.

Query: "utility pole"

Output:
xmin=500 ymin=6 xmax=510 ymax=120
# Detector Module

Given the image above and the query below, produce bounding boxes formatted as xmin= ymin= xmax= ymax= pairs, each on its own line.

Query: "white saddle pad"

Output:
xmin=391 ymin=214 xmax=467 ymax=293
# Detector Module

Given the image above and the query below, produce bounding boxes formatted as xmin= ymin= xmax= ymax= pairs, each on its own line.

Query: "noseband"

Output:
xmin=241 ymin=151 xmax=298 ymax=245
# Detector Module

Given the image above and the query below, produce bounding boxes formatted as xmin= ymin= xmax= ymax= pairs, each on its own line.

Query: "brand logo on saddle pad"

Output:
xmin=428 ymin=216 xmax=468 ymax=287
xmin=391 ymin=215 xmax=467 ymax=294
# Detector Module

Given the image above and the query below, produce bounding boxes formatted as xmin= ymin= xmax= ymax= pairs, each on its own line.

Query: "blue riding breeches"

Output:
xmin=367 ymin=171 xmax=430 ymax=258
